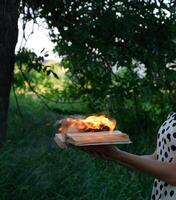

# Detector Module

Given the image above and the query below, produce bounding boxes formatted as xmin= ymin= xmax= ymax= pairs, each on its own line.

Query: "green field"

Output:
xmin=0 ymin=94 xmax=156 ymax=200
xmin=1 ymin=1 xmax=175 ymax=199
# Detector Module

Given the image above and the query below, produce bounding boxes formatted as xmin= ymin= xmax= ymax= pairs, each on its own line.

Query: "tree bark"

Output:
xmin=0 ymin=0 xmax=19 ymax=145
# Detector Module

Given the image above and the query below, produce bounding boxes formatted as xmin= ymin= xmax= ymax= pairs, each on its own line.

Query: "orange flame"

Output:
xmin=59 ymin=114 xmax=116 ymax=134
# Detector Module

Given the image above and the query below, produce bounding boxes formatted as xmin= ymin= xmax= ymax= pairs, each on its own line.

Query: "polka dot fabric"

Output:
xmin=151 ymin=112 xmax=176 ymax=200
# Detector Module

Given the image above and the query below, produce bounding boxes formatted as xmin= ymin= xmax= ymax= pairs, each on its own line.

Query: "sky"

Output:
xmin=15 ymin=17 xmax=61 ymax=62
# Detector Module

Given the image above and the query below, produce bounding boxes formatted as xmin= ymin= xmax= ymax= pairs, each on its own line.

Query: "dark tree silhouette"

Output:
xmin=0 ymin=0 xmax=19 ymax=144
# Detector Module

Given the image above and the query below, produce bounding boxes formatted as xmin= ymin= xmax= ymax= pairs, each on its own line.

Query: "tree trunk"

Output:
xmin=0 ymin=0 xmax=19 ymax=145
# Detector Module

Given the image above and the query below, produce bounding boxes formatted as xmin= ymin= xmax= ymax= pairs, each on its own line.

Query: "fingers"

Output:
xmin=79 ymin=144 xmax=119 ymax=161
xmin=79 ymin=146 xmax=95 ymax=155
xmin=79 ymin=146 xmax=109 ymax=160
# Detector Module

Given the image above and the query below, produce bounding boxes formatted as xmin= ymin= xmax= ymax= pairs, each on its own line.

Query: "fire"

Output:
xmin=59 ymin=114 xmax=116 ymax=134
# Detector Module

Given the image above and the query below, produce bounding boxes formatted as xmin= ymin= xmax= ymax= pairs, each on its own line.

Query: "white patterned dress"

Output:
xmin=151 ymin=112 xmax=176 ymax=200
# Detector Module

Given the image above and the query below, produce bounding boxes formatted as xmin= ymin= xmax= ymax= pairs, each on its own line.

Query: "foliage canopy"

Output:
xmin=17 ymin=1 xmax=176 ymax=128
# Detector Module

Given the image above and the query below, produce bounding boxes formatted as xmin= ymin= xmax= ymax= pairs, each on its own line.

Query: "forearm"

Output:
xmin=113 ymin=150 xmax=176 ymax=185
xmin=140 ymin=151 xmax=156 ymax=160
xmin=140 ymin=155 xmax=155 ymax=159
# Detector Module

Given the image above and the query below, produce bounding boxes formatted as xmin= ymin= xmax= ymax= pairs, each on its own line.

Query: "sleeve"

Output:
xmin=166 ymin=115 xmax=176 ymax=162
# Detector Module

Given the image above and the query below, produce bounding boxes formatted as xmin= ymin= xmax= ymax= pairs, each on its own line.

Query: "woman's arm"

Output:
xmin=140 ymin=150 xmax=157 ymax=160
xmin=114 ymin=149 xmax=176 ymax=185
xmin=81 ymin=146 xmax=176 ymax=185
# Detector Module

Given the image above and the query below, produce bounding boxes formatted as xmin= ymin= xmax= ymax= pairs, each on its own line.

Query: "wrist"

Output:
xmin=111 ymin=147 xmax=123 ymax=161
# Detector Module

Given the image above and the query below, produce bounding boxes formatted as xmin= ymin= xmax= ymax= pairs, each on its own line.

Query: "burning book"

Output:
xmin=54 ymin=114 xmax=131 ymax=148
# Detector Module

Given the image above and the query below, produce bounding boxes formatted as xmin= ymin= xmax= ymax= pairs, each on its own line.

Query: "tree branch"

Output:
xmin=12 ymin=83 xmax=23 ymax=119
xmin=19 ymin=66 xmax=51 ymax=111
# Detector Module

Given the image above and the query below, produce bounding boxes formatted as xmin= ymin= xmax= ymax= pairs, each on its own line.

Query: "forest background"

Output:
xmin=1 ymin=0 xmax=176 ymax=199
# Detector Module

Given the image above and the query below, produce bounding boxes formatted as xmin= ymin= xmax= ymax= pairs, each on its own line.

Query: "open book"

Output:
xmin=54 ymin=130 xmax=131 ymax=148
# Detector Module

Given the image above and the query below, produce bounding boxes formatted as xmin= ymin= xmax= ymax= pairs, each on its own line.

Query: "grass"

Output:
xmin=0 ymin=94 xmax=155 ymax=200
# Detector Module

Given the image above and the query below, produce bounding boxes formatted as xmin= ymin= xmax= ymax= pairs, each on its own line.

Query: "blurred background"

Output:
xmin=1 ymin=0 xmax=176 ymax=199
